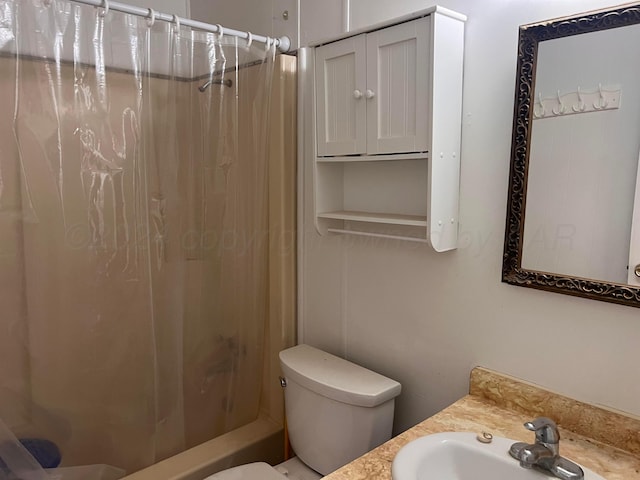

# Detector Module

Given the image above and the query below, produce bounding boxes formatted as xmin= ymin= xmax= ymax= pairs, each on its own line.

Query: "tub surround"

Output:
xmin=323 ymin=367 xmax=640 ymax=480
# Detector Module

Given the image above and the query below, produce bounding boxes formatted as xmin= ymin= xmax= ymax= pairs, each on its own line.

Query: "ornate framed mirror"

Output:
xmin=503 ymin=3 xmax=640 ymax=307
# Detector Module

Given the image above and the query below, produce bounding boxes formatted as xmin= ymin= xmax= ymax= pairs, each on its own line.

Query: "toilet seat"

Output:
xmin=203 ymin=462 xmax=287 ymax=480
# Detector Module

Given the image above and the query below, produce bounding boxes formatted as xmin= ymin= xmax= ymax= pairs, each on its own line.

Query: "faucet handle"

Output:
xmin=524 ymin=417 xmax=560 ymax=445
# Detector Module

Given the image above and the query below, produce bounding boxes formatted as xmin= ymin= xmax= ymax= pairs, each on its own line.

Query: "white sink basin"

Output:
xmin=391 ymin=432 xmax=606 ymax=480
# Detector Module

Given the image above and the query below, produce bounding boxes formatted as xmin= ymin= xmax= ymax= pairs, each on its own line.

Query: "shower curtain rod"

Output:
xmin=64 ymin=0 xmax=292 ymax=53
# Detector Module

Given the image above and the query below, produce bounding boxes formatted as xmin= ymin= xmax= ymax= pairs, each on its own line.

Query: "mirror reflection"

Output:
xmin=522 ymin=24 xmax=640 ymax=285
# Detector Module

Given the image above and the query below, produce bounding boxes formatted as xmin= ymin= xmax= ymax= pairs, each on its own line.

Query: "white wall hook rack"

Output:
xmin=533 ymin=84 xmax=621 ymax=119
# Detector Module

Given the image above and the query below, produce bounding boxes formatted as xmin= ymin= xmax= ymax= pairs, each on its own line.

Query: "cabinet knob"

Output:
xmin=365 ymin=89 xmax=375 ymax=99
xmin=635 ymin=264 xmax=640 ymax=278
xmin=353 ymin=89 xmax=363 ymax=99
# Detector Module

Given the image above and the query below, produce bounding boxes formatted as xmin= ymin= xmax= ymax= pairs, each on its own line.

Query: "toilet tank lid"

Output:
xmin=279 ymin=344 xmax=401 ymax=408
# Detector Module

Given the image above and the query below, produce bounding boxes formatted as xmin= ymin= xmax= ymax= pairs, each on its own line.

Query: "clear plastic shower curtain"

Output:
xmin=0 ymin=0 xmax=276 ymax=473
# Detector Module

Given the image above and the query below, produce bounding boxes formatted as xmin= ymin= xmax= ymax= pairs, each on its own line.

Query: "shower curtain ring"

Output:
xmin=216 ymin=24 xmax=224 ymax=38
xmin=146 ymin=8 xmax=156 ymax=28
xmin=246 ymin=32 xmax=253 ymax=48
xmin=43 ymin=0 xmax=53 ymax=7
xmin=98 ymin=0 xmax=109 ymax=17
xmin=173 ymin=14 xmax=181 ymax=34
xmin=265 ymin=37 xmax=272 ymax=51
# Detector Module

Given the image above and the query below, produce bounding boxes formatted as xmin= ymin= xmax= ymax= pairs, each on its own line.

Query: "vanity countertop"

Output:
xmin=322 ymin=368 xmax=640 ymax=480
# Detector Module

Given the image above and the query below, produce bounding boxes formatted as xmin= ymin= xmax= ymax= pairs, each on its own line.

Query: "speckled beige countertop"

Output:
xmin=323 ymin=368 xmax=640 ymax=480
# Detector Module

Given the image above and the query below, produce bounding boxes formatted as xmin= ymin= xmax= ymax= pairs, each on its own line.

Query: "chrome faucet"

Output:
xmin=509 ymin=417 xmax=584 ymax=480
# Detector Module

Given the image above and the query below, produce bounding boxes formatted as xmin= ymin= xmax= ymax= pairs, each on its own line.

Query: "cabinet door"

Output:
xmin=366 ymin=17 xmax=430 ymax=155
xmin=315 ymin=34 xmax=367 ymax=156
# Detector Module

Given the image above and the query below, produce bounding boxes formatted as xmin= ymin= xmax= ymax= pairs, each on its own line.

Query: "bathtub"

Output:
xmin=122 ymin=416 xmax=284 ymax=480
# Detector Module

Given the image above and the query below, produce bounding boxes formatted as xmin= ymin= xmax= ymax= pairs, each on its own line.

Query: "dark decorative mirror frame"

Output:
xmin=502 ymin=2 xmax=640 ymax=307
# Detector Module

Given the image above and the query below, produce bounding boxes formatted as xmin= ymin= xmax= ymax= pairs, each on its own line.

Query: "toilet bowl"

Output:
xmin=205 ymin=458 xmax=320 ymax=480
xmin=206 ymin=462 xmax=287 ymax=479
xmin=204 ymin=344 xmax=401 ymax=479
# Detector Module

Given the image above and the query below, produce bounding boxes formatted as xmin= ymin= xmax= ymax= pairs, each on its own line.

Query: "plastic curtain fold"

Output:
xmin=0 ymin=0 xmax=276 ymax=473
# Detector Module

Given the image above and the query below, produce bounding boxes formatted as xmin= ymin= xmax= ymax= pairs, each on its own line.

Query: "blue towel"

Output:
xmin=0 ymin=438 xmax=61 ymax=471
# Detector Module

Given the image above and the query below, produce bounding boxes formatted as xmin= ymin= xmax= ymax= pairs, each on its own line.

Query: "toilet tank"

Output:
xmin=279 ymin=345 xmax=401 ymax=475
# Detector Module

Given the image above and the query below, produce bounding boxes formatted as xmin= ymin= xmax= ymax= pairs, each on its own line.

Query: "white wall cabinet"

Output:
xmin=316 ymin=17 xmax=430 ymax=156
xmin=306 ymin=6 xmax=465 ymax=251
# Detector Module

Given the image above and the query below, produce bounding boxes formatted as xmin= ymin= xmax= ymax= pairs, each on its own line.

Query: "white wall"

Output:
xmin=189 ymin=0 xmax=350 ymax=50
xmin=299 ymin=0 xmax=640 ymax=435
xmin=191 ymin=0 xmax=640 ymax=433
xmin=190 ymin=0 xmax=299 ymax=48
xmin=127 ymin=0 xmax=189 ymax=17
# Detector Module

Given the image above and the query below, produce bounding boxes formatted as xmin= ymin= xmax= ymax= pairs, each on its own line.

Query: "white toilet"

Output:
xmin=206 ymin=344 xmax=401 ymax=479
